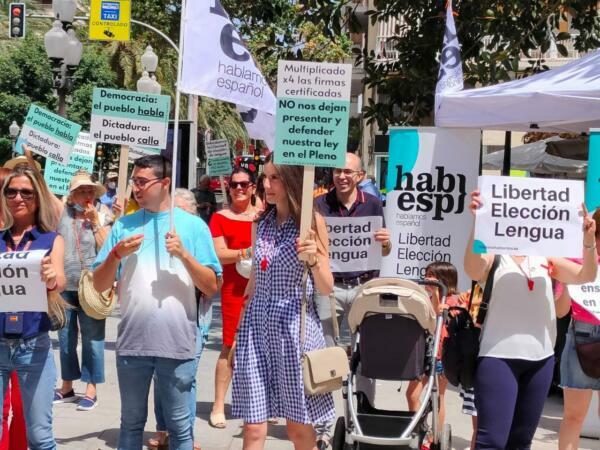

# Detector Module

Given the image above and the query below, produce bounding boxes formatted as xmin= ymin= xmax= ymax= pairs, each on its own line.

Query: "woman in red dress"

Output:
xmin=209 ymin=167 xmax=259 ymax=428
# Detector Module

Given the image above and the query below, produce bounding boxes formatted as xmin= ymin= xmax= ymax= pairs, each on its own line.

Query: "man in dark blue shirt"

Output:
xmin=314 ymin=152 xmax=391 ymax=449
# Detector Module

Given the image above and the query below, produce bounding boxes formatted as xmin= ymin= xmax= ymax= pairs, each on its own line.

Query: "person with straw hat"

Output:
xmin=53 ymin=170 xmax=113 ymax=411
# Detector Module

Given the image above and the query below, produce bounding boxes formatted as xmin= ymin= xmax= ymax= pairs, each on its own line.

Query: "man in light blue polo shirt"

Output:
xmin=93 ymin=155 xmax=222 ymax=450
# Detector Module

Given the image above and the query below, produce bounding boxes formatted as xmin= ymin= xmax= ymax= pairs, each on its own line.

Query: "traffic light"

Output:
xmin=9 ymin=3 xmax=25 ymax=38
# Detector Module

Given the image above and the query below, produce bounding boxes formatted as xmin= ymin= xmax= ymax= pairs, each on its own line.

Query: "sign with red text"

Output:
xmin=474 ymin=176 xmax=584 ymax=257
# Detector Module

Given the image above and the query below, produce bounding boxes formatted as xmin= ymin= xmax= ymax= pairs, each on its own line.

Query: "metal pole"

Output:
xmin=502 ymin=131 xmax=511 ymax=176
xmin=187 ymin=94 xmax=199 ymax=189
xmin=57 ymin=90 xmax=67 ymax=117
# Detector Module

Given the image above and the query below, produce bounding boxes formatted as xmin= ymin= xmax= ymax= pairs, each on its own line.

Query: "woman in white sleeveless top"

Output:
xmin=464 ymin=190 xmax=597 ymax=450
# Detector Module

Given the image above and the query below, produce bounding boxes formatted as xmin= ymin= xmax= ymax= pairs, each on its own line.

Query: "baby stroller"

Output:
xmin=332 ymin=278 xmax=451 ymax=450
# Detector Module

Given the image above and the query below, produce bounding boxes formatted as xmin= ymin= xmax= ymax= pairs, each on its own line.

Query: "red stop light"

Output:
xmin=9 ymin=3 xmax=25 ymax=38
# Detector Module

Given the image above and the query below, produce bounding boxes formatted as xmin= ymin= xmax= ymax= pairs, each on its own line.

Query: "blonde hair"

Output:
xmin=1 ymin=167 xmax=57 ymax=233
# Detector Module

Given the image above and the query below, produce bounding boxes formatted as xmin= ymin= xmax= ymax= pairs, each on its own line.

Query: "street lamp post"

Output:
xmin=9 ymin=121 xmax=20 ymax=156
xmin=44 ymin=0 xmax=83 ymax=117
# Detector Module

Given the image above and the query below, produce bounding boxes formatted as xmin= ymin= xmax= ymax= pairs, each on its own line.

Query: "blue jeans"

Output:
xmin=116 ymin=355 xmax=196 ymax=450
xmin=155 ymin=324 xmax=208 ymax=434
xmin=0 ymin=333 xmax=56 ymax=449
xmin=57 ymin=290 xmax=106 ymax=384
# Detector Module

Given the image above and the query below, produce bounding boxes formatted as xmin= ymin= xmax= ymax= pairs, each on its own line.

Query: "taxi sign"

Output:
xmin=89 ymin=0 xmax=130 ymax=42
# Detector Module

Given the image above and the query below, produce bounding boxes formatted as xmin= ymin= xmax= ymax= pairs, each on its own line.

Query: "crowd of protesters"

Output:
xmin=0 ymin=146 xmax=596 ymax=450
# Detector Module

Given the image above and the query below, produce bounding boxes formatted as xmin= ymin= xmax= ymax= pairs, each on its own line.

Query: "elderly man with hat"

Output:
xmin=100 ymin=171 xmax=119 ymax=210
xmin=53 ymin=171 xmax=113 ymax=411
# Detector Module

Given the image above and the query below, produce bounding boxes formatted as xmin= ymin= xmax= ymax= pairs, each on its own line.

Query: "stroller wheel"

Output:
xmin=332 ymin=417 xmax=349 ymax=450
xmin=440 ymin=424 xmax=451 ymax=450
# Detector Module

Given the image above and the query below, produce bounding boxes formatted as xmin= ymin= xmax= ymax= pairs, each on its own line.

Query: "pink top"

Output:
xmin=554 ymin=258 xmax=600 ymax=326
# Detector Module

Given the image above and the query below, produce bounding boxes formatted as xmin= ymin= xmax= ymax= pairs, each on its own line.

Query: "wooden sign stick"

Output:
xmin=298 ymin=166 xmax=316 ymax=261
xmin=116 ymin=145 xmax=130 ymax=218
xmin=220 ymin=175 xmax=229 ymax=207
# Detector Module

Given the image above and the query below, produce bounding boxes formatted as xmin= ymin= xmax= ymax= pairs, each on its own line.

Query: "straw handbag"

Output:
xmin=78 ymin=270 xmax=116 ymax=320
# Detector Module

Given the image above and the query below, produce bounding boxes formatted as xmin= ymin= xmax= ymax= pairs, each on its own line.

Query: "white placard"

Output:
xmin=0 ymin=250 xmax=48 ymax=312
xmin=567 ymin=273 xmax=600 ymax=322
xmin=276 ymin=60 xmax=353 ymax=100
xmin=474 ymin=176 xmax=584 ymax=257
xmin=326 ymin=216 xmax=383 ymax=273
xmin=381 ymin=127 xmax=479 ymax=290
xmin=128 ymin=146 xmax=161 ymax=162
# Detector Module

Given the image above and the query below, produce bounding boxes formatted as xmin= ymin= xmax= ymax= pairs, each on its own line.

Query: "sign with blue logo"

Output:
xmin=100 ymin=1 xmax=120 ymax=20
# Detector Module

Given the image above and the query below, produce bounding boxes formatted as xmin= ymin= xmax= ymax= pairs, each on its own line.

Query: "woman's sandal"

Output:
xmin=147 ymin=431 xmax=169 ymax=449
xmin=209 ymin=412 xmax=227 ymax=429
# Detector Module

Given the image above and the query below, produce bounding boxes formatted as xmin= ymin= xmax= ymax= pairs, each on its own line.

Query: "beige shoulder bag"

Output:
xmin=300 ymin=268 xmax=350 ymax=396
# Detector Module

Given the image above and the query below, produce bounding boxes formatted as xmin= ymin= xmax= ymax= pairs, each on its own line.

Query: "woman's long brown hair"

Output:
xmin=258 ymin=154 xmax=328 ymax=255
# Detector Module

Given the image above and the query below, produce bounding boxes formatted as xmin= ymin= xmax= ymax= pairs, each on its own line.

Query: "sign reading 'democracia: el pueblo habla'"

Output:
xmin=382 ymin=127 xmax=479 ymax=291
xmin=474 ymin=175 xmax=584 ymax=258
xmin=16 ymin=105 xmax=81 ymax=165
xmin=44 ymin=132 xmax=96 ymax=196
xmin=274 ymin=60 xmax=351 ymax=167
xmin=90 ymin=87 xmax=171 ymax=148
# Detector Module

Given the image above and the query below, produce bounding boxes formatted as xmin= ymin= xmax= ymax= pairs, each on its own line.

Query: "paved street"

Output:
xmin=51 ymin=300 xmax=599 ymax=450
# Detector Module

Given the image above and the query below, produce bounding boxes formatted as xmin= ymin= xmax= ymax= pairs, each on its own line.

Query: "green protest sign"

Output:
xmin=206 ymin=139 xmax=232 ymax=176
xmin=90 ymin=87 xmax=171 ymax=148
xmin=274 ymin=61 xmax=351 ymax=168
xmin=16 ymin=104 xmax=81 ymax=165
xmin=44 ymin=132 xmax=96 ymax=195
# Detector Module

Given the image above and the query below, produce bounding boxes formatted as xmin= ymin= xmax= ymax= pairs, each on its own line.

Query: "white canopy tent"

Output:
xmin=435 ymin=50 xmax=600 ymax=132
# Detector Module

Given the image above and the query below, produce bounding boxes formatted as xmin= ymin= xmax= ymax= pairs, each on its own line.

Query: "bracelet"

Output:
xmin=583 ymin=241 xmax=596 ymax=249
xmin=111 ymin=247 xmax=122 ymax=261
xmin=46 ymin=281 xmax=57 ymax=292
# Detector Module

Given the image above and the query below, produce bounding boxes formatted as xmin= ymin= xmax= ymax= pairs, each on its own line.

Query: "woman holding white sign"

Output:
xmin=556 ymin=208 xmax=600 ymax=450
xmin=231 ymin=156 xmax=335 ymax=450
xmin=0 ymin=167 xmax=66 ymax=449
xmin=464 ymin=190 xmax=597 ymax=450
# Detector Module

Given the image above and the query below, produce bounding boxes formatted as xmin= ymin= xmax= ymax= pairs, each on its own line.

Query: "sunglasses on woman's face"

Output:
xmin=5 ymin=188 xmax=35 ymax=201
xmin=229 ymin=181 xmax=252 ymax=190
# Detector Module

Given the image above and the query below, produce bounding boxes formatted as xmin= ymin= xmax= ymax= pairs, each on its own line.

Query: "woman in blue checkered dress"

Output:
xmin=232 ymin=158 xmax=335 ymax=449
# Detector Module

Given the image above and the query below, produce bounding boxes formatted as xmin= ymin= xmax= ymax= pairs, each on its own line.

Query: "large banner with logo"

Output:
xmin=180 ymin=0 xmax=276 ymax=114
xmin=381 ymin=127 xmax=479 ymax=290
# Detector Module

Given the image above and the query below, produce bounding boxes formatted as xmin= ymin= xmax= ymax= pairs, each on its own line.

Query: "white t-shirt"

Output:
xmin=479 ymin=255 xmax=556 ymax=361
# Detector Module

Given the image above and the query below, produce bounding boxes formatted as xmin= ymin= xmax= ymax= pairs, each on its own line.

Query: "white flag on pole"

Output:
xmin=180 ymin=0 xmax=276 ymax=114
xmin=435 ymin=0 xmax=463 ymax=112
xmin=237 ymin=106 xmax=275 ymax=150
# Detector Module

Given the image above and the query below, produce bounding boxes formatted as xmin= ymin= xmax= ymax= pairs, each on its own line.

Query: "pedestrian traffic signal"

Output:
xmin=9 ymin=3 xmax=25 ymax=38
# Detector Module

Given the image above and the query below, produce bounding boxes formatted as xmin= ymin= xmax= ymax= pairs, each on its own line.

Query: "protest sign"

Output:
xmin=568 ymin=273 xmax=600 ymax=323
xmin=274 ymin=60 xmax=351 ymax=168
xmin=90 ymin=88 xmax=171 ymax=148
xmin=206 ymin=139 xmax=232 ymax=176
xmin=16 ymin=105 xmax=81 ymax=165
xmin=0 ymin=250 xmax=48 ymax=313
xmin=44 ymin=132 xmax=96 ymax=196
xmin=326 ymin=216 xmax=383 ymax=273
xmin=585 ymin=129 xmax=600 ymax=212
xmin=474 ymin=175 xmax=584 ymax=257
xmin=382 ymin=127 xmax=479 ymax=290
xmin=89 ymin=0 xmax=131 ymax=41
xmin=128 ymin=146 xmax=161 ymax=162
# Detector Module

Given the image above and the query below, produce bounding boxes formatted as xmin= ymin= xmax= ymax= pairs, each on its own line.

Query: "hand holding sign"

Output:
xmin=41 ymin=256 xmax=58 ymax=289
xmin=165 ymin=231 xmax=187 ymax=260
xmin=469 ymin=189 xmax=482 ymax=215
xmin=582 ymin=203 xmax=597 ymax=247
xmin=296 ymin=229 xmax=319 ymax=266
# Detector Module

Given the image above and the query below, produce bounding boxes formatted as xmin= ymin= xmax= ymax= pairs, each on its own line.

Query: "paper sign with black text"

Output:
xmin=16 ymin=105 xmax=81 ymax=165
xmin=326 ymin=216 xmax=383 ymax=273
xmin=90 ymin=88 xmax=171 ymax=148
xmin=274 ymin=60 xmax=351 ymax=168
xmin=44 ymin=132 xmax=96 ymax=196
xmin=0 ymin=250 xmax=48 ymax=312
xmin=206 ymin=139 xmax=232 ymax=176
xmin=568 ymin=273 xmax=600 ymax=322
xmin=382 ymin=128 xmax=479 ymax=290
xmin=474 ymin=175 xmax=584 ymax=257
